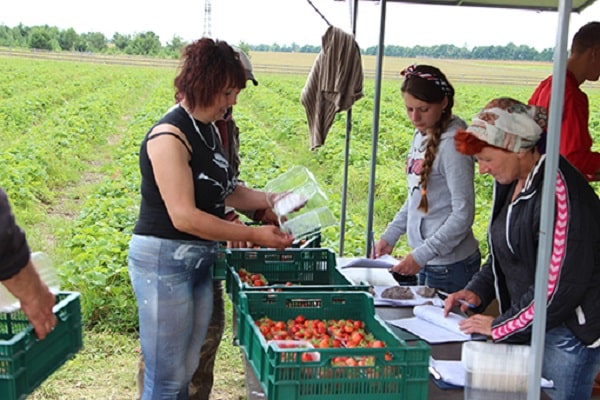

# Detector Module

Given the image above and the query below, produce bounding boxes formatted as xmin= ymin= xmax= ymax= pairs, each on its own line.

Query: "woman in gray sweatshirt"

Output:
xmin=374 ymin=64 xmax=480 ymax=293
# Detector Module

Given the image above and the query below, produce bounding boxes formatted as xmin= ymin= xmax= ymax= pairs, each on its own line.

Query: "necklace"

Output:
xmin=181 ymin=104 xmax=217 ymax=151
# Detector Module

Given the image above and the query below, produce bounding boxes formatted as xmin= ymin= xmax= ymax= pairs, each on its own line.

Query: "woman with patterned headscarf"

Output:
xmin=445 ymin=97 xmax=600 ymax=400
xmin=374 ymin=64 xmax=480 ymax=293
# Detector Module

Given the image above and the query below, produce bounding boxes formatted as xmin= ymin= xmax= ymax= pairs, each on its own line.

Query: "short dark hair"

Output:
xmin=571 ymin=21 xmax=600 ymax=55
xmin=174 ymin=38 xmax=246 ymax=110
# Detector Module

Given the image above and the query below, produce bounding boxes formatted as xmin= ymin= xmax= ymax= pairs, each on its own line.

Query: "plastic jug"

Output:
xmin=0 ymin=252 xmax=60 ymax=312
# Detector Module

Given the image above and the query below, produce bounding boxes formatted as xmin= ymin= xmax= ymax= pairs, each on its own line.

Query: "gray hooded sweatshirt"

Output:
xmin=380 ymin=116 xmax=479 ymax=267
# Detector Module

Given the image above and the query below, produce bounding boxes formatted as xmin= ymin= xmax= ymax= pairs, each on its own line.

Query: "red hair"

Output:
xmin=455 ymin=129 xmax=489 ymax=155
xmin=174 ymin=38 xmax=246 ymax=110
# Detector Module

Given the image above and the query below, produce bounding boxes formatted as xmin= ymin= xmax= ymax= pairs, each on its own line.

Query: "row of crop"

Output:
xmin=58 ymin=68 xmax=600 ymax=331
xmin=0 ymin=58 xmax=123 ymax=144
xmin=56 ymin=75 xmax=173 ymax=330
xmin=0 ymin=56 xmax=173 ymax=330
xmin=4 ymin=55 xmax=599 ymax=333
xmin=1 ymin=58 xmax=173 ymax=213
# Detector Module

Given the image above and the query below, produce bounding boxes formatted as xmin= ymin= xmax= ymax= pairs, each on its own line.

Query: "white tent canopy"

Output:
xmin=347 ymin=0 xmax=595 ymax=11
xmin=338 ymin=1 xmax=596 ymax=399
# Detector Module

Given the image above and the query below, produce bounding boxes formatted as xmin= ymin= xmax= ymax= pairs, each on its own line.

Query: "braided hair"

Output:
xmin=400 ymin=64 xmax=455 ymax=213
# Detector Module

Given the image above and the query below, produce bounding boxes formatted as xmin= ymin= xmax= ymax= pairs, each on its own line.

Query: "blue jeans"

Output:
xmin=418 ymin=249 xmax=481 ymax=293
xmin=542 ymin=325 xmax=600 ymax=400
xmin=128 ymin=234 xmax=218 ymax=400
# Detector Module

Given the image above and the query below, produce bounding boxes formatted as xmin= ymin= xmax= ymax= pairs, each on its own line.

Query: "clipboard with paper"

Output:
xmin=339 ymin=254 xmax=400 ymax=269
xmin=387 ymin=304 xmax=485 ymax=344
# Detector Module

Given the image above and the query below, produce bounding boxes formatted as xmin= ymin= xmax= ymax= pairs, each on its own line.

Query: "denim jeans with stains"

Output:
xmin=418 ymin=249 xmax=481 ymax=293
xmin=128 ymin=234 xmax=218 ymax=400
xmin=542 ymin=324 xmax=600 ymax=400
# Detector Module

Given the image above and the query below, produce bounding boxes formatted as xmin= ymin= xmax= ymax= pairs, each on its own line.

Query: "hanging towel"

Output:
xmin=301 ymin=26 xmax=364 ymax=150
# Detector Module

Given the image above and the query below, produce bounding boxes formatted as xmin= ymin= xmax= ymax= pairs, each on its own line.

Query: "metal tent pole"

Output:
xmin=365 ymin=0 xmax=386 ymax=258
xmin=527 ymin=1 xmax=571 ymax=398
xmin=338 ymin=0 xmax=360 ymax=256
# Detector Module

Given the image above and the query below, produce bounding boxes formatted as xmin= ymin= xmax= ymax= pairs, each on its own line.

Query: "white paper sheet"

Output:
xmin=387 ymin=304 xmax=472 ymax=343
xmin=339 ymin=254 xmax=400 ymax=269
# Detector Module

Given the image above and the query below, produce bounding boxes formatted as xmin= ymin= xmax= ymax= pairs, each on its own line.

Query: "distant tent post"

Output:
xmin=527 ymin=2 xmax=571 ymax=398
xmin=365 ymin=0 xmax=387 ymax=257
xmin=339 ymin=0 xmax=360 ymax=256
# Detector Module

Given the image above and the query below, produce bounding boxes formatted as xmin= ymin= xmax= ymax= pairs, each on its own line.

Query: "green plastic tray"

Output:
xmin=212 ymin=231 xmax=322 ymax=281
xmin=0 ymin=292 xmax=83 ymax=400
xmin=237 ymin=291 xmax=430 ymax=400
xmin=225 ymin=248 xmax=370 ymax=307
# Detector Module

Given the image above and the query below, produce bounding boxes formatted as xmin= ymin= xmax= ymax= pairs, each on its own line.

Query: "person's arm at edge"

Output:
xmin=0 ymin=188 xmax=56 ymax=339
xmin=559 ymin=91 xmax=600 ymax=180
xmin=2 ymin=259 xmax=56 ymax=340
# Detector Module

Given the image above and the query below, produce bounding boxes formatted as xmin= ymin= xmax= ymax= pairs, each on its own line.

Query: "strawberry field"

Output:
xmin=1 ymin=53 xmax=599 ymax=398
xmin=2 ymin=53 xmax=600 ymax=330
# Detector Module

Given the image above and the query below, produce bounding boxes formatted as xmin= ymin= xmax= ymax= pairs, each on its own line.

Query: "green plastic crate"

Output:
xmin=212 ymin=249 xmax=229 ymax=280
xmin=291 ymin=230 xmax=321 ymax=248
xmin=0 ymin=291 xmax=83 ymax=400
xmin=212 ymin=230 xmax=322 ymax=281
xmin=225 ymin=248 xmax=369 ymax=308
xmin=237 ymin=291 xmax=430 ymax=400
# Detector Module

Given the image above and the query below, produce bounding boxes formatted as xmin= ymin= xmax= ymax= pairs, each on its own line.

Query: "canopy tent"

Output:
xmin=344 ymin=0 xmax=595 ymax=11
xmin=334 ymin=1 xmax=596 ymax=399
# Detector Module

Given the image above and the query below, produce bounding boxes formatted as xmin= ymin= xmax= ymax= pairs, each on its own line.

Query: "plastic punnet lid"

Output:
xmin=280 ymin=206 xmax=336 ymax=240
xmin=265 ymin=166 xmax=329 ymax=212
xmin=265 ymin=166 xmax=336 ymax=237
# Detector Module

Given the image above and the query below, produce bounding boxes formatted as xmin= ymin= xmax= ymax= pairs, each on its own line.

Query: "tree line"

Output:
xmin=0 ymin=23 xmax=554 ymax=61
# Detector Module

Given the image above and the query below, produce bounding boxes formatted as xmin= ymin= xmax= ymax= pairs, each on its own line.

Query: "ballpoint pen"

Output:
xmin=428 ymin=365 xmax=442 ymax=380
xmin=436 ymin=290 xmax=476 ymax=309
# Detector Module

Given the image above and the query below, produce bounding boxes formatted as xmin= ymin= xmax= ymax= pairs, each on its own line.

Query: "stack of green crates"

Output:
xmin=0 ymin=292 xmax=83 ymax=400
xmin=224 ymin=248 xmax=370 ymax=308
xmin=212 ymin=230 xmax=321 ymax=280
xmin=237 ymin=290 xmax=430 ymax=400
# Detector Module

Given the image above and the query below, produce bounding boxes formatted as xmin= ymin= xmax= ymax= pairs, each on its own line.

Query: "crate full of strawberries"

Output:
xmin=237 ymin=290 xmax=430 ymax=400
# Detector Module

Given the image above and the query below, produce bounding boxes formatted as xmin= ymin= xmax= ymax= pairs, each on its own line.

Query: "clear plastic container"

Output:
xmin=32 ymin=251 xmax=60 ymax=293
xmin=0 ymin=251 xmax=60 ymax=313
xmin=269 ymin=340 xmax=321 ymax=362
xmin=265 ymin=166 xmax=329 ymax=209
xmin=280 ymin=206 xmax=336 ymax=239
xmin=462 ymin=341 xmax=530 ymax=400
xmin=265 ymin=166 xmax=336 ymax=239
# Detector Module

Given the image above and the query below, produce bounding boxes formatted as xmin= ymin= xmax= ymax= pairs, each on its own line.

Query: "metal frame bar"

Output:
xmin=352 ymin=1 xmax=585 ymax=399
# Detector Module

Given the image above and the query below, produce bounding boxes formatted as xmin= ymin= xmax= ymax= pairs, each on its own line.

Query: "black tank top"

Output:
xmin=133 ymin=104 xmax=237 ymax=240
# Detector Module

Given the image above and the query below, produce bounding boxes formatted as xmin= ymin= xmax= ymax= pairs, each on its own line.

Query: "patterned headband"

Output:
xmin=401 ymin=64 xmax=453 ymax=97
xmin=464 ymin=97 xmax=547 ymax=152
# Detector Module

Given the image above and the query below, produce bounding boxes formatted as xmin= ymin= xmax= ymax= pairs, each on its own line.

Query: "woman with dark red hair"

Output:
xmin=127 ymin=38 xmax=294 ymax=400
xmin=445 ymin=97 xmax=600 ymax=400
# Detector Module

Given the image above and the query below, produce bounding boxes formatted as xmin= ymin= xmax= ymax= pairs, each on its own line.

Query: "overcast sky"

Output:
xmin=2 ymin=0 xmax=600 ymax=50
